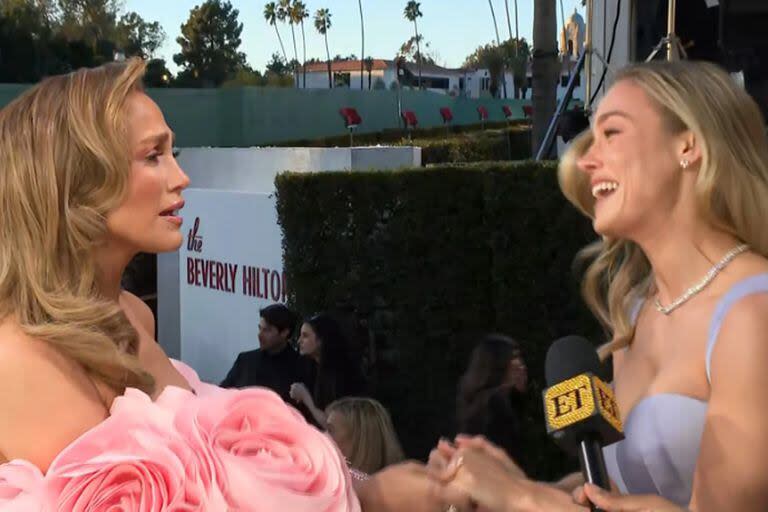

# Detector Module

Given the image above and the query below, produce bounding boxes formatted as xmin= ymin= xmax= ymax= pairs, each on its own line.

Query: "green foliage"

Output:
xmin=275 ymin=161 xmax=603 ymax=479
xmin=0 ymin=0 xmax=164 ymax=81
xmin=412 ymin=127 xmax=531 ymax=165
xmin=313 ymin=7 xmax=331 ymax=34
xmin=143 ymin=58 xmax=173 ymax=87
xmin=265 ymin=52 xmax=290 ymax=75
xmin=117 ymin=11 xmax=165 ymax=60
xmin=398 ymin=34 xmax=436 ymax=67
xmin=220 ymin=66 xmax=294 ymax=88
xmin=465 ymin=38 xmax=532 ymax=99
xmin=222 ymin=67 xmax=263 ymax=87
xmin=174 ymin=0 xmax=247 ymax=87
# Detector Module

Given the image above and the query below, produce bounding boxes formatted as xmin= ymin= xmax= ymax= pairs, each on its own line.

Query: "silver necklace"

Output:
xmin=654 ymin=244 xmax=749 ymax=315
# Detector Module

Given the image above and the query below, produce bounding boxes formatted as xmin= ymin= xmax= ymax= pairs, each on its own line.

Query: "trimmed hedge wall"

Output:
xmin=275 ymin=161 xmax=601 ymax=480
xmin=271 ymin=120 xmax=527 ymax=147
xmin=412 ymin=127 xmax=531 ymax=165
xmin=273 ymin=123 xmax=533 ymax=165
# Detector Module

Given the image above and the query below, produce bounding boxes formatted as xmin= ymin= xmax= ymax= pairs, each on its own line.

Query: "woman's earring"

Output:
xmin=680 ymin=159 xmax=690 ymax=169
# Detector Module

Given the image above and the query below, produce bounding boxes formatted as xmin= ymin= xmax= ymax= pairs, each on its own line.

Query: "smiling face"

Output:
xmin=576 ymin=79 xmax=697 ymax=240
xmin=104 ymin=92 xmax=190 ymax=254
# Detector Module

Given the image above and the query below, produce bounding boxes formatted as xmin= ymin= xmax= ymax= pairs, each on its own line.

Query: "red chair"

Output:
xmin=401 ymin=110 xmax=418 ymax=128
xmin=440 ymin=107 xmax=453 ymax=123
xmin=477 ymin=105 xmax=489 ymax=129
xmin=440 ymin=107 xmax=454 ymax=135
xmin=522 ymin=105 xmax=534 ymax=119
xmin=401 ymin=110 xmax=418 ymax=142
xmin=502 ymin=105 xmax=514 ymax=120
xmin=340 ymin=107 xmax=362 ymax=146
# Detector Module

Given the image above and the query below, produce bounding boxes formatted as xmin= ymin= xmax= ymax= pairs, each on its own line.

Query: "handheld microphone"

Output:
xmin=542 ymin=336 xmax=624 ymax=512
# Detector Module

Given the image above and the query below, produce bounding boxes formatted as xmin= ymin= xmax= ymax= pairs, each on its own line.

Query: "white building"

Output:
xmin=298 ymin=59 xmax=462 ymax=93
xmin=296 ymin=9 xmax=588 ymax=103
xmin=298 ymin=59 xmax=396 ymax=91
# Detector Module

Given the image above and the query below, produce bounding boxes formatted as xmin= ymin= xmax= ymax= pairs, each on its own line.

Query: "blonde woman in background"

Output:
xmin=326 ymin=397 xmax=406 ymax=475
xmin=428 ymin=60 xmax=768 ymax=511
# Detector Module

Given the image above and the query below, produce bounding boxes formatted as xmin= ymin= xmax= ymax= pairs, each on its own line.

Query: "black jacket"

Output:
xmin=220 ymin=344 xmax=315 ymax=404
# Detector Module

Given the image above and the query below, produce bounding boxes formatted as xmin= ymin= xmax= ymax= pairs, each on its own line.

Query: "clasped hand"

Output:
xmin=357 ymin=435 xmax=687 ymax=512
xmin=425 ymin=435 xmax=687 ymax=512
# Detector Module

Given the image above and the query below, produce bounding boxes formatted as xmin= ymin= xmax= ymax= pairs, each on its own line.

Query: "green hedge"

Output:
xmin=275 ymin=161 xmax=601 ymax=480
xmin=412 ymin=127 xmax=531 ymax=165
xmin=271 ymin=119 xmax=528 ymax=148
xmin=273 ymin=124 xmax=533 ymax=165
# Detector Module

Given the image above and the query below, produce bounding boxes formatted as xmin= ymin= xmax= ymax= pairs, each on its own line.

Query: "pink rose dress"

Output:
xmin=0 ymin=360 xmax=362 ymax=512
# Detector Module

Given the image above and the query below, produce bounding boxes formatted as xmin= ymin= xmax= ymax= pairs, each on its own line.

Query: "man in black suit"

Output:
xmin=220 ymin=304 xmax=314 ymax=404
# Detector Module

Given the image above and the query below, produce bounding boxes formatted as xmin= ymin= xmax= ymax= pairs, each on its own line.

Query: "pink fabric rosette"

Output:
xmin=170 ymin=359 xmax=223 ymax=398
xmin=42 ymin=387 xmax=226 ymax=511
xmin=0 ymin=460 xmax=44 ymax=512
xmin=167 ymin=386 xmax=361 ymax=512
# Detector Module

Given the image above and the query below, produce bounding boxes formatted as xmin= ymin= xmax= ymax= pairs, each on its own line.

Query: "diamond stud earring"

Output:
xmin=680 ymin=159 xmax=690 ymax=169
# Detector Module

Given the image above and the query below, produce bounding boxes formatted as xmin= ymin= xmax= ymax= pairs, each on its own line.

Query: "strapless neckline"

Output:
xmin=623 ymin=392 xmax=706 ymax=423
xmin=605 ymin=393 xmax=709 ymax=505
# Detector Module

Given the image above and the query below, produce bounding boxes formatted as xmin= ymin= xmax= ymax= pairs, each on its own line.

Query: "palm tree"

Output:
xmin=278 ymin=0 xmax=299 ymax=85
xmin=264 ymin=2 xmax=288 ymax=64
xmin=514 ymin=0 xmax=520 ymax=49
xmin=532 ymin=0 xmax=558 ymax=157
xmin=504 ymin=0 xmax=516 ymax=54
xmin=314 ymin=8 xmax=333 ymax=89
xmin=487 ymin=0 xmax=508 ymax=98
xmin=291 ymin=1 xmax=309 ymax=88
xmin=357 ymin=0 xmax=365 ymax=90
xmin=403 ymin=1 xmax=423 ymax=89
xmin=504 ymin=0 xmax=527 ymax=98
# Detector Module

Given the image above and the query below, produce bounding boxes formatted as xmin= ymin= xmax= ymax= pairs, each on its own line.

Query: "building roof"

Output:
xmin=402 ymin=61 xmax=464 ymax=75
xmin=300 ymin=59 xmax=464 ymax=75
xmin=300 ymin=59 xmax=390 ymax=73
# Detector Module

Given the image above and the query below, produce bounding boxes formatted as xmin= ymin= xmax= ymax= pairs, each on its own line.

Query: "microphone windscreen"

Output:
xmin=545 ymin=335 xmax=601 ymax=386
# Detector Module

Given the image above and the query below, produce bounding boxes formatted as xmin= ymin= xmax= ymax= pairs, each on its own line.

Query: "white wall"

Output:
xmin=299 ymin=69 xmax=388 ymax=90
xmin=301 ymin=71 xmax=334 ymax=89
xmin=382 ymin=69 xmax=398 ymax=89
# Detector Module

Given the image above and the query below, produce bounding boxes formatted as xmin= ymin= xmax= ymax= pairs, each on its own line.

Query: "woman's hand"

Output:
xmin=289 ymin=382 xmax=312 ymax=406
xmin=574 ymin=483 xmax=687 ymax=512
xmin=430 ymin=446 xmax=582 ymax=512
xmin=356 ymin=462 xmax=445 ymax=512
xmin=428 ymin=435 xmax=525 ymax=479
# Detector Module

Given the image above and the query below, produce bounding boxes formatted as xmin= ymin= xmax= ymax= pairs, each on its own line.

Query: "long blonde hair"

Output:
xmin=326 ymin=397 xmax=405 ymax=474
xmin=0 ymin=59 xmax=154 ymax=394
xmin=559 ymin=60 xmax=768 ymax=358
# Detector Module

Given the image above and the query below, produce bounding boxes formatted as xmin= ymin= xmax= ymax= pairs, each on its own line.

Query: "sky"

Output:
xmin=124 ymin=0 xmax=585 ymax=73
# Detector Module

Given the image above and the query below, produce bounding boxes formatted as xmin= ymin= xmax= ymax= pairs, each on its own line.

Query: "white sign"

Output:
xmin=157 ymin=147 xmax=421 ymax=378
xmin=178 ymin=188 xmax=285 ymax=383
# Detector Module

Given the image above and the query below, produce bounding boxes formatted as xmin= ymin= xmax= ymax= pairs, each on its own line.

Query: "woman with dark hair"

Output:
xmin=290 ymin=313 xmax=367 ymax=427
xmin=455 ymin=335 xmax=528 ymax=464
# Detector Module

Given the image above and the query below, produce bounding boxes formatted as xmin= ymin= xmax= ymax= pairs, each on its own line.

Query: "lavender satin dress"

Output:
xmin=603 ymin=274 xmax=768 ymax=505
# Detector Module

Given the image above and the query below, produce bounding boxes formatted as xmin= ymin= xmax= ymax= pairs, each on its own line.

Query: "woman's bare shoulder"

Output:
xmin=0 ymin=318 xmax=109 ymax=472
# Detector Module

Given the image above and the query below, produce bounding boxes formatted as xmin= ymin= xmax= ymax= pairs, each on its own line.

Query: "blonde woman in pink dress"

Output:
xmin=0 ymin=59 xmax=441 ymax=512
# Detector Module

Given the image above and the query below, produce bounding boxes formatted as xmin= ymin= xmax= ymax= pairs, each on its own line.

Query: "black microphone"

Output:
xmin=542 ymin=336 xmax=624 ymax=512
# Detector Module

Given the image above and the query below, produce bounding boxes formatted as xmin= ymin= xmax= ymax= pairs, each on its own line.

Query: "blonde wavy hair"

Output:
xmin=0 ymin=58 xmax=154 ymax=394
xmin=559 ymin=60 xmax=768 ymax=359
xmin=326 ymin=397 xmax=405 ymax=474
